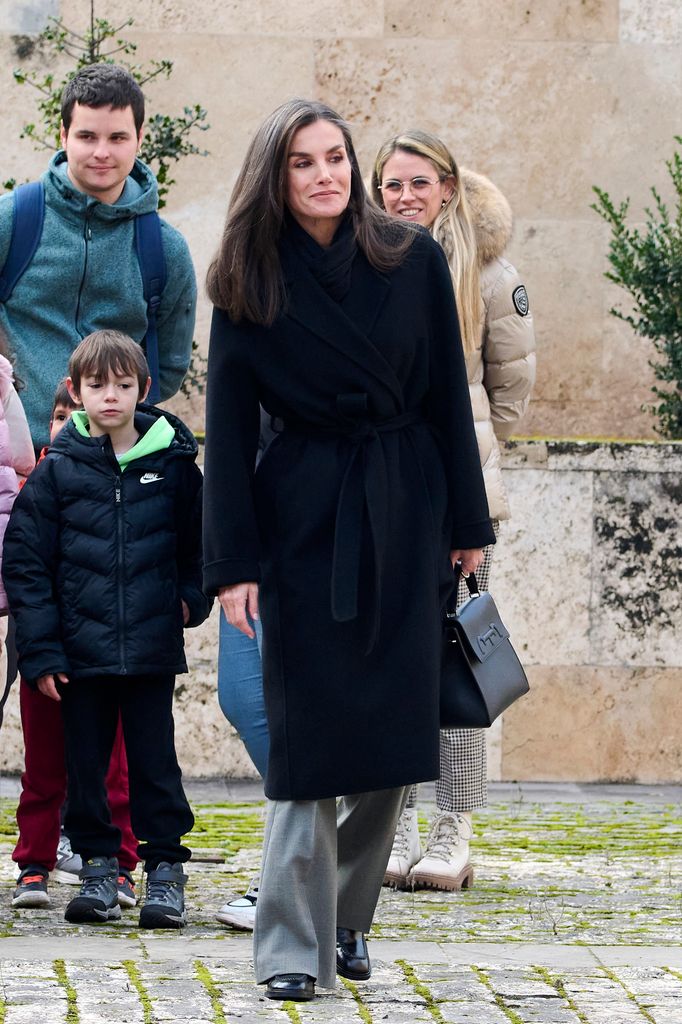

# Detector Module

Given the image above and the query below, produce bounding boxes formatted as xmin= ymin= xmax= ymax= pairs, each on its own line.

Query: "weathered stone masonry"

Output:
xmin=2 ymin=441 xmax=678 ymax=782
xmin=491 ymin=441 xmax=681 ymax=784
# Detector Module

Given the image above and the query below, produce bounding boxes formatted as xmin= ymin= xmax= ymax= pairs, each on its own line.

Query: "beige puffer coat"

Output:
xmin=460 ymin=168 xmax=536 ymax=521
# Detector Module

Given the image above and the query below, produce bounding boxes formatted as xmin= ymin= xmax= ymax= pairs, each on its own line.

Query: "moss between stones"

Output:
xmin=54 ymin=959 xmax=79 ymax=1024
xmin=397 ymin=960 xmax=445 ymax=1023
xmin=194 ymin=961 xmax=227 ymax=1024
xmin=510 ymin=437 xmax=681 ymax=446
xmin=183 ymin=805 xmax=265 ymax=854
xmin=533 ymin=965 xmax=592 ymax=1024
xmin=599 ymin=965 xmax=657 ymax=1023
xmin=1 ymin=796 xmax=679 ymax=948
xmin=280 ymin=1000 xmax=303 ymax=1023
xmin=340 ymin=977 xmax=374 ymax=1022
xmin=122 ymin=960 xmax=155 ymax=1024
xmin=471 ymin=965 xmax=524 ymax=1024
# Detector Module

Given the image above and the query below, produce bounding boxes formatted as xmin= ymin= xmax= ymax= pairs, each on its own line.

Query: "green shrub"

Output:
xmin=592 ymin=138 xmax=682 ymax=439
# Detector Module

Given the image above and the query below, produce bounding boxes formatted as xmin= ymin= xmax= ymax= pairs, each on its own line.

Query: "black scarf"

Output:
xmin=282 ymin=212 xmax=358 ymax=302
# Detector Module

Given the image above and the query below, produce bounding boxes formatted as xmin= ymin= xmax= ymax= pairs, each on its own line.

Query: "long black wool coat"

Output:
xmin=203 ymin=229 xmax=495 ymax=801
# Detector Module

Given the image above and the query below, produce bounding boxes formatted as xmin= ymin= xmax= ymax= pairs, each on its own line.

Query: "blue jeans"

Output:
xmin=217 ymin=613 xmax=269 ymax=778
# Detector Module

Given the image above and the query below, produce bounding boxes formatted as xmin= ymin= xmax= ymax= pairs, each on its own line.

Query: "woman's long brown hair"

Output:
xmin=207 ymin=98 xmax=414 ymax=325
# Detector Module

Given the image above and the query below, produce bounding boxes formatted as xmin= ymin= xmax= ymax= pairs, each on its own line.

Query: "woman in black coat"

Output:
xmin=203 ymin=99 xmax=494 ymax=1002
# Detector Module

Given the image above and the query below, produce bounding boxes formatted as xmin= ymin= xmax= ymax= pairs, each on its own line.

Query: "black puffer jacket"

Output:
xmin=3 ymin=405 xmax=211 ymax=684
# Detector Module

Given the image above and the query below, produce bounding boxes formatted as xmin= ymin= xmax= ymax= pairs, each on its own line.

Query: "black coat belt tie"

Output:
xmin=283 ymin=397 xmax=423 ymax=655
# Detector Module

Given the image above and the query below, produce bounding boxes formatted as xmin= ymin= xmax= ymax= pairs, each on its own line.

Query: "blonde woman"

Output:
xmin=372 ymin=129 xmax=535 ymax=892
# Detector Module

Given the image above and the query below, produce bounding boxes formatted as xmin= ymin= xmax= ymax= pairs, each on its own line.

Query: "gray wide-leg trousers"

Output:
xmin=254 ymin=785 xmax=409 ymax=989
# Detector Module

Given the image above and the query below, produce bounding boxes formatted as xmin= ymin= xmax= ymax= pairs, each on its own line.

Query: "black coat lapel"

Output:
xmin=340 ymin=252 xmax=391 ymax=340
xmin=284 ymin=255 xmax=402 ymax=407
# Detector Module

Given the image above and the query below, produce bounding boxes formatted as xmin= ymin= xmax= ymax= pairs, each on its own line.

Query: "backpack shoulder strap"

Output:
xmin=134 ymin=211 xmax=167 ymax=405
xmin=0 ymin=181 xmax=46 ymax=303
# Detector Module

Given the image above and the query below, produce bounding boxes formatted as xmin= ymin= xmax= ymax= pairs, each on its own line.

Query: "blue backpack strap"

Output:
xmin=0 ymin=181 xmax=46 ymax=303
xmin=134 ymin=211 xmax=167 ymax=404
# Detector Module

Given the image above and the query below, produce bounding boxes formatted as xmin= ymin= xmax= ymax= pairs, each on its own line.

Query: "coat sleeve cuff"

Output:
xmin=203 ymin=558 xmax=262 ymax=596
xmin=20 ymin=658 xmax=70 ymax=689
xmin=450 ymin=519 xmax=497 ymax=550
xmin=180 ymin=586 xmax=214 ymax=628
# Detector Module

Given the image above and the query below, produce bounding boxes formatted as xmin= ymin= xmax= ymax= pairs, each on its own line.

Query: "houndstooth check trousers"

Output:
xmin=406 ymin=520 xmax=500 ymax=813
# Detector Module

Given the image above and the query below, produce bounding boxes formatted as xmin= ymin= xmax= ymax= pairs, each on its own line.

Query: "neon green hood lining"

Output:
xmin=71 ymin=410 xmax=175 ymax=470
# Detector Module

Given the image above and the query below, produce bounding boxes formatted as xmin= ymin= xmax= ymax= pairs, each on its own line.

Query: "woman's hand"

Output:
xmin=218 ymin=582 xmax=259 ymax=639
xmin=450 ymin=548 xmax=485 ymax=575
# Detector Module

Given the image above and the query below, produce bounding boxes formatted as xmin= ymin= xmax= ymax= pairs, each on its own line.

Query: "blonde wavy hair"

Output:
xmin=372 ymin=130 xmax=481 ymax=354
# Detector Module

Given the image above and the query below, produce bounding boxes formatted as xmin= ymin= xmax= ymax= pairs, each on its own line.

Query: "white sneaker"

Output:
xmin=51 ymin=832 xmax=83 ymax=885
xmin=408 ymin=811 xmax=474 ymax=892
xmin=214 ymin=878 xmax=258 ymax=931
xmin=383 ymin=807 xmax=421 ymax=889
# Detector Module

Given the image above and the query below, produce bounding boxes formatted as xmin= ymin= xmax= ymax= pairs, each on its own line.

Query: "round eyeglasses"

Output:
xmin=378 ymin=176 xmax=443 ymax=197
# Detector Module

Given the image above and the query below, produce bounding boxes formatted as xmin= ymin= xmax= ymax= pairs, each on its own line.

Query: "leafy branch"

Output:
xmin=8 ymin=1 xmax=209 ymax=208
xmin=592 ymin=138 xmax=682 ymax=439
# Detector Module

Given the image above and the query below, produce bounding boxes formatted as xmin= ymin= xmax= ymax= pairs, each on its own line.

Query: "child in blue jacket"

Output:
xmin=3 ymin=329 xmax=211 ymax=928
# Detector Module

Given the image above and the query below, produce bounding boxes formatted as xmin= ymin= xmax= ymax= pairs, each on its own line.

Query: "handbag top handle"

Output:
xmin=456 ymin=566 xmax=480 ymax=598
xmin=445 ymin=563 xmax=480 ymax=618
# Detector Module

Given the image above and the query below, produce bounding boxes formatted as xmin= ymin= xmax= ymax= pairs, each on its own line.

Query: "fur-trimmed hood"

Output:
xmin=460 ymin=168 xmax=513 ymax=267
xmin=459 ymin=168 xmax=535 ymax=522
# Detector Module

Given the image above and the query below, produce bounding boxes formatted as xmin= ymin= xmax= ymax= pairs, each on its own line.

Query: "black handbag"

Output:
xmin=440 ymin=569 xmax=529 ymax=728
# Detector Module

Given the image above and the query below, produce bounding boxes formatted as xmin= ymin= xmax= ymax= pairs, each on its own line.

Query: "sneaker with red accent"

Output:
xmin=12 ymin=866 xmax=50 ymax=908
xmin=117 ymin=869 xmax=137 ymax=908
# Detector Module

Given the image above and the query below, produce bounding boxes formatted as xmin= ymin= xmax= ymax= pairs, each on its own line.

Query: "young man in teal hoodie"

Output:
xmin=0 ymin=64 xmax=196 ymax=448
xmin=3 ymin=330 xmax=211 ymax=928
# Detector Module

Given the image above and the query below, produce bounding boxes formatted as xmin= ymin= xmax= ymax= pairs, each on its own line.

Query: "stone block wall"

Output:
xmin=490 ymin=440 xmax=681 ymax=783
xmin=1 ymin=4 xmax=680 ymax=780
xmin=2 ymin=441 xmax=679 ymax=782
xmin=2 ymin=0 xmax=682 ymax=439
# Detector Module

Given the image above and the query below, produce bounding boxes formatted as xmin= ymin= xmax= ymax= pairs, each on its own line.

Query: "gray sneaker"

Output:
xmin=52 ymin=832 xmax=83 ymax=885
xmin=65 ymin=857 xmax=121 ymax=923
xmin=139 ymin=862 xmax=187 ymax=929
xmin=12 ymin=866 xmax=50 ymax=908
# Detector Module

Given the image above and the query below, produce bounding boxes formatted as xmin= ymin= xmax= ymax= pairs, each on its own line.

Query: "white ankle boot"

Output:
xmin=408 ymin=811 xmax=474 ymax=891
xmin=383 ymin=806 xmax=421 ymax=889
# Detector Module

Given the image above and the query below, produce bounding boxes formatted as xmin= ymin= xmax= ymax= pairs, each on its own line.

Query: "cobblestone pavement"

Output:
xmin=0 ymin=780 xmax=680 ymax=1023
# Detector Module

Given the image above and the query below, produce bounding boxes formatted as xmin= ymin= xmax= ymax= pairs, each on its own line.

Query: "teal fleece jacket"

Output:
xmin=0 ymin=152 xmax=197 ymax=446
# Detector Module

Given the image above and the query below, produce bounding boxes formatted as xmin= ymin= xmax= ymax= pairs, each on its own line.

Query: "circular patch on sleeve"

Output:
xmin=512 ymin=284 xmax=529 ymax=316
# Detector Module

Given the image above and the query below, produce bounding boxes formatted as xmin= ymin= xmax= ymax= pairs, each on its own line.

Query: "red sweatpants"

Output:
xmin=13 ymin=678 xmax=138 ymax=872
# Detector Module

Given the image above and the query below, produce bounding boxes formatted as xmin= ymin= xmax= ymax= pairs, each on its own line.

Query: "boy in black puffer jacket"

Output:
xmin=3 ymin=329 xmax=212 ymax=929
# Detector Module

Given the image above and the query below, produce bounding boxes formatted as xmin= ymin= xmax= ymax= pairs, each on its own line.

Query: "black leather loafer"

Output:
xmin=336 ymin=927 xmax=371 ymax=980
xmin=265 ymin=973 xmax=315 ymax=1001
